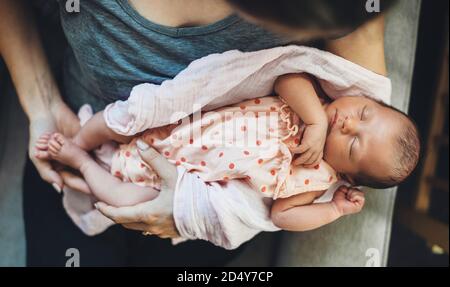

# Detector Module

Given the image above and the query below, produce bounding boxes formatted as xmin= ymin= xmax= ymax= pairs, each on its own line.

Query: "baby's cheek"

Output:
xmin=323 ymin=136 xmax=342 ymax=170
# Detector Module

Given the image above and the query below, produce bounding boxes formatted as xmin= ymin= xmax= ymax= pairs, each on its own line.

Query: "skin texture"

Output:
xmin=323 ymin=96 xmax=402 ymax=184
xmin=2 ymin=0 xmax=389 ymax=238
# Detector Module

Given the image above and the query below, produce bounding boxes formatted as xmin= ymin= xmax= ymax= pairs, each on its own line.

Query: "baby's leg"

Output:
xmin=48 ymin=133 xmax=159 ymax=207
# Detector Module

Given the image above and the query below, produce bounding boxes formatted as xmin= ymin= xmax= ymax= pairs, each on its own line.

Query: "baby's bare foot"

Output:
xmin=34 ymin=133 xmax=52 ymax=160
xmin=48 ymin=133 xmax=90 ymax=170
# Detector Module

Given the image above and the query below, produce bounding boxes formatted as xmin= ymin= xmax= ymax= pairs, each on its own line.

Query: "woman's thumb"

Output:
xmin=36 ymin=161 xmax=64 ymax=193
xmin=136 ymin=139 xmax=177 ymax=181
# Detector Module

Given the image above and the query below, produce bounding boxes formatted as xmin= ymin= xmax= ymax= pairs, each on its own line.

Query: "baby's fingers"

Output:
xmin=293 ymin=150 xmax=313 ymax=165
xmin=304 ymin=151 xmax=323 ymax=168
xmin=291 ymin=143 xmax=310 ymax=154
xmin=348 ymin=190 xmax=365 ymax=203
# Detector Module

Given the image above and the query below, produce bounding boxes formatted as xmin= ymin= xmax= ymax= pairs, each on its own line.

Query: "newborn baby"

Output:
xmin=35 ymin=73 xmax=420 ymax=232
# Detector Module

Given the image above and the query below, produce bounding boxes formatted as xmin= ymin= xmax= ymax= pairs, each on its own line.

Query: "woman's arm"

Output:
xmin=325 ymin=15 xmax=387 ymax=76
xmin=0 ymin=0 xmax=80 ymax=189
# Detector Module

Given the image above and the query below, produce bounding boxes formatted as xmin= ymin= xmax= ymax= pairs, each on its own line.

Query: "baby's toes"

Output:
xmin=48 ymin=139 xmax=62 ymax=155
xmin=35 ymin=140 xmax=49 ymax=151
xmin=53 ymin=133 xmax=66 ymax=145
xmin=39 ymin=133 xmax=51 ymax=140
xmin=34 ymin=149 xmax=50 ymax=160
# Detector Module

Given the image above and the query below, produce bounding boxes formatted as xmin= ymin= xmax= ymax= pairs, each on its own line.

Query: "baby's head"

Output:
xmin=323 ymin=96 xmax=420 ymax=189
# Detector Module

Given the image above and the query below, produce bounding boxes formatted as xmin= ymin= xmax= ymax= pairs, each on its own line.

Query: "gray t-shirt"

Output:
xmin=56 ymin=0 xmax=293 ymax=112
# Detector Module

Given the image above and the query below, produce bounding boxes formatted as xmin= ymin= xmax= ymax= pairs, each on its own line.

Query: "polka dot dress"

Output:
xmin=110 ymin=96 xmax=337 ymax=198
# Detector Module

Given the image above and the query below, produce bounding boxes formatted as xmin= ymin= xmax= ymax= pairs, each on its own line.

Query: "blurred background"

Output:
xmin=388 ymin=0 xmax=449 ymax=266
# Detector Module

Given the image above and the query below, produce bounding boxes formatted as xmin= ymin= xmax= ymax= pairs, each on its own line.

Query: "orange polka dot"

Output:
xmin=223 ymin=176 xmax=229 ymax=181
xmin=175 ymin=161 xmax=181 ymax=166
xmin=305 ymin=179 xmax=310 ymax=185
xmin=261 ymin=186 xmax=267 ymax=192
xmin=258 ymin=159 xmax=263 ymax=164
xmin=164 ymin=151 xmax=170 ymax=157
xmin=294 ymin=138 xmax=300 ymax=145
xmin=270 ymin=106 xmax=277 ymax=112
xmin=240 ymin=105 xmax=246 ymax=110
xmin=125 ymin=151 xmax=131 ymax=157
xmin=270 ymin=169 xmax=276 ymax=176
xmin=189 ymin=139 xmax=194 ymax=144
xmin=254 ymin=99 xmax=261 ymax=104
xmin=256 ymin=140 xmax=262 ymax=146
xmin=200 ymin=161 xmax=206 ymax=166
xmin=314 ymin=164 xmax=320 ymax=170
xmin=180 ymin=157 xmax=186 ymax=162
xmin=114 ymin=171 xmax=122 ymax=178
xmin=243 ymin=150 xmax=250 ymax=156
xmin=229 ymin=163 xmax=235 ymax=169
xmin=219 ymin=152 xmax=224 ymax=157
xmin=202 ymin=145 xmax=208 ymax=151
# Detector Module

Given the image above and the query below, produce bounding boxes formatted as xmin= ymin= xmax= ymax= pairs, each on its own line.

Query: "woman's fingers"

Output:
xmin=95 ymin=201 xmax=156 ymax=224
xmin=136 ymin=139 xmax=177 ymax=187
xmin=122 ymin=222 xmax=151 ymax=232
xmin=95 ymin=202 xmax=141 ymax=224
xmin=31 ymin=157 xmax=63 ymax=192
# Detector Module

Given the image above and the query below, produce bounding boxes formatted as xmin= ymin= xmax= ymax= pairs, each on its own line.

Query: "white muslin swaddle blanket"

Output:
xmin=62 ymin=45 xmax=391 ymax=249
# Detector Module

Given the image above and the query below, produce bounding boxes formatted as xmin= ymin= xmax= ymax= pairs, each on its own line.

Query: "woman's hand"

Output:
xmin=95 ymin=139 xmax=180 ymax=239
xmin=30 ymin=99 xmax=80 ymax=191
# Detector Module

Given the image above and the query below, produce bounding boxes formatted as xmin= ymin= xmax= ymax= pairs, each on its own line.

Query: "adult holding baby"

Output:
xmin=0 ymin=0 xmax=396 ymax=266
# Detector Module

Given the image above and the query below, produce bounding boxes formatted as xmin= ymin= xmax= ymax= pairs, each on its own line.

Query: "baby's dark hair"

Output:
xmin=353 ymin=100 xmax=421 ymax=189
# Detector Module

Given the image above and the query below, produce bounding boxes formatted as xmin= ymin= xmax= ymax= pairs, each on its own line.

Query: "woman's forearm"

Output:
xmin=325 ymin=15 xmax=387 ymax=76
xmin=0 ymin=0 xmax=62 ymax=121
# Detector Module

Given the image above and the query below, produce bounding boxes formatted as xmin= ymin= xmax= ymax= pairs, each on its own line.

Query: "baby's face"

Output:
xmin=323 ymin=96 xmax=402 ymax=184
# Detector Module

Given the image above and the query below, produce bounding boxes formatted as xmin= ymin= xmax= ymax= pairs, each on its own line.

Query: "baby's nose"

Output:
xmin=341 ymin=117 xmax=358 ymax=135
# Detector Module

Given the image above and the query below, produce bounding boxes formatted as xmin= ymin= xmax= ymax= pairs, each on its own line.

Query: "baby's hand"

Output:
xmin=332 ymin=185 xmax=365 ymax=216
xmin=292 ymin=121 xmax=328 ymax=167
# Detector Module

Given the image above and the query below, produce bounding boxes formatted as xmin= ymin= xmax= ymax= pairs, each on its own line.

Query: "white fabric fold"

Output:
xmin=105 ymin=45 xmax=391 ymax=135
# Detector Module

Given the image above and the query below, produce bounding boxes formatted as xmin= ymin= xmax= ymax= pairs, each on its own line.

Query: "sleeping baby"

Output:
xmin=35 ymin=73 xmax=420 ymax=232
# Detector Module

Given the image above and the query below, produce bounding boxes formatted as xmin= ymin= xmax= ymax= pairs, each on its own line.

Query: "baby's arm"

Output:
xmin=274 ymin=73 xmax=328 ymax=167
xmin=73 ymin=111 xmax=135 ymax=151
xmin=271 ymin=186 xmax=365 ymax=231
